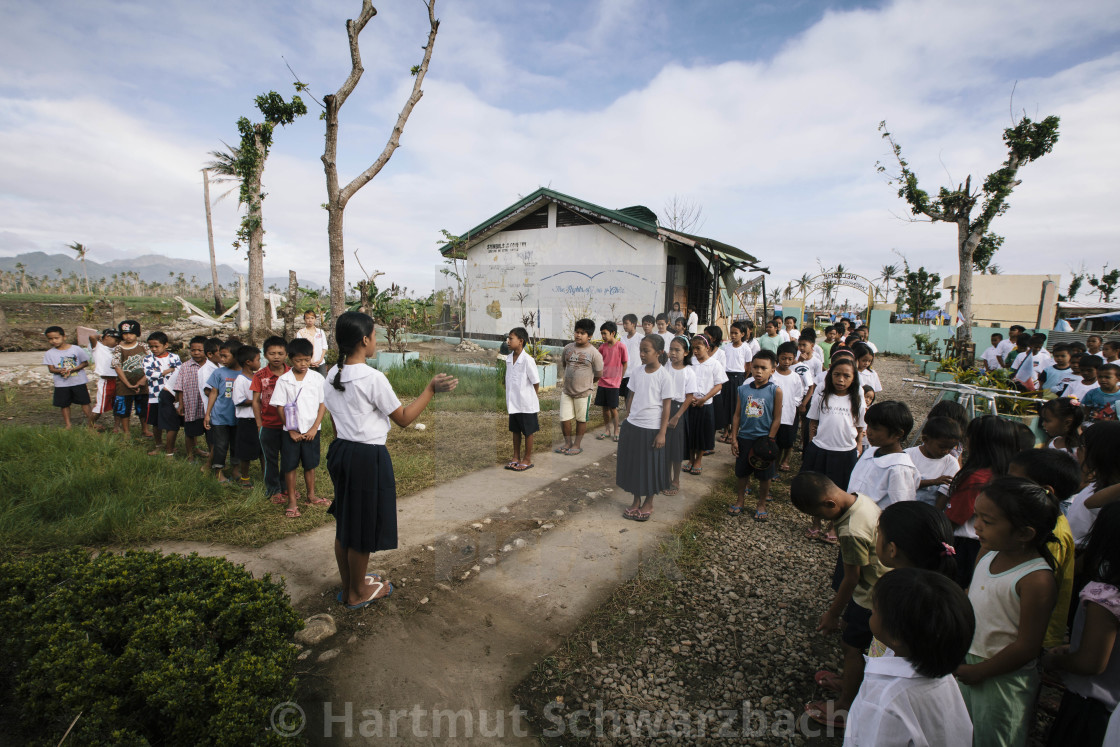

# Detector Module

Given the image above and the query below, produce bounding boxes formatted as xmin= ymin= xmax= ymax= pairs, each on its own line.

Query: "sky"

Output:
xmin=1 ymin=0 xmax=1118 ymax=302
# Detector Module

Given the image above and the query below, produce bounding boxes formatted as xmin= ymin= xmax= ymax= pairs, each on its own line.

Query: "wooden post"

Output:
xmin=237 ymin=275 xmax=248 ymax=332
xmin=202 ymin=169 xmax=224 ymax=316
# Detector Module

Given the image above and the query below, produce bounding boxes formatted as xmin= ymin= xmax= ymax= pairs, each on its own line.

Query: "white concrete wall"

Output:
xmin=465 ymin=221 xmax=666 ymax=340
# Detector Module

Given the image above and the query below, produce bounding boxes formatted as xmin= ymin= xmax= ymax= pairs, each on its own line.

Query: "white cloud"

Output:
xmin=1 ymin=0 xmax=1118 ymax=303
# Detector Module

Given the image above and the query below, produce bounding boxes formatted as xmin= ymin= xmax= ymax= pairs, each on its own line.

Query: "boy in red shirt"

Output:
xmin=594 ymin=321 xmax=628 ymax=442
xmin=251 ymin=336 xmax=291 ymax=502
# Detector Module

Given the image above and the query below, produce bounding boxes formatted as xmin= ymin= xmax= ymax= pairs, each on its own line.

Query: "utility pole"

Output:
xmin=202 ymin=169 xmax=224 ymax=315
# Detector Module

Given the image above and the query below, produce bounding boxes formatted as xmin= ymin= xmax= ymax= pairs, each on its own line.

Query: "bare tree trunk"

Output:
xmin=246 ymin=147 xmax=267 ymax=345
xmin=323 ymin=0 xmax=439 ymax=345
xmin=202 ymin=169 xmax=224 ymax=315
xmin=283 ymin=270 xmax=299 ymax=340
xmin=81 ymin=259 xmax=90 ymax=295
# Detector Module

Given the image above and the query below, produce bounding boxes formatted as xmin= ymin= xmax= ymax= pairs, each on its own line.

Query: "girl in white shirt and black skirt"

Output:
xmin=618 ymin=334 xmax=674 ymax=522
xmin=324 ymin=311 xmax=457 ymax=610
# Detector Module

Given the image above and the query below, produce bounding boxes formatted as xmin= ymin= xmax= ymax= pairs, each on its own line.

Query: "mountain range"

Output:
xmin=0 ymin=252 xmax=322 ymax=291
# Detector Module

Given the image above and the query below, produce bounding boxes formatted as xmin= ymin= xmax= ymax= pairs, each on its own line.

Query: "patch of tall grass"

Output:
xmin=383 ymin=358 xmax=558 ymax=411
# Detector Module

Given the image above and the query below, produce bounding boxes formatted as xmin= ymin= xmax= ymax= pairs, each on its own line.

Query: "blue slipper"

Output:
xmin=347 ymin=581 xmax=393 ymax=610
xmin=337 ymin=574 xmax=382 ymax=604
xmin=753 ymin=510 xmax=768 ymax=522
xmin=727 ymin=504 xmax=742 ymax=516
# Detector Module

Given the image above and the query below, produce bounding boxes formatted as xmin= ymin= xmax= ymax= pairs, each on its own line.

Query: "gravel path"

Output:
xmin=513 ymin=357 xmax=944 ymax=745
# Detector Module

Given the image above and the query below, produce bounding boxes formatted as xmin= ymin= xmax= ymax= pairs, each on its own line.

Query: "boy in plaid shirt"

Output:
xmin=174 ymin=336 xmax=209 ymax=462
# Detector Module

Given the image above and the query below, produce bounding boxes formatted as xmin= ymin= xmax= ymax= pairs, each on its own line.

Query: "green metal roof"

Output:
xmin=436 ymin=187 xmax=758 ymax=267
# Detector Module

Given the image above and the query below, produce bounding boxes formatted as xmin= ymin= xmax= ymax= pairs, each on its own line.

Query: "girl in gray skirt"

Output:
xmin=618 ymin=334 xmax=673 ymax=521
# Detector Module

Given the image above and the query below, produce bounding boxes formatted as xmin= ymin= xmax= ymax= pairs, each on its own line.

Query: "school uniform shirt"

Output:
xmin=197 ymin=359 xmax=217 ymax=402
xmin=1067 ymin=482 xmax=1099 ymax=548
xmin=1032 ymin=349 xmax=1054 ymax=375
xmin=690 ymin=356 xmax=728 ymax=404
xmin=834 ymin=493 xmax=886 ymax=609
xmin=905 ymin=446 xmax=959 ymax=506
xmin=686 ymin=311 xmax=698 ymax=334
xmin=43 ymin=345 xmax=90 ymax=388
xmin=848 ymin=447 xmax=921 ymax=510
xmin=778 ymin=329 xmax=793 ymax=344
xmin=995 ymin=338 xmax=1016 ymax=365
xmin=770 ymin=370 xmax=804 ymax=426
xmin=143 ymin=352 xmax=181 ymax=402
xmin=504 ymin=350 xmax=540 ymax=414
xmin=270 ymin=369 xmax=327 ymax=434
xmin=597 ymin=341 xmax=628 ymax=389
xmin=864 ymin=340 xmax=878 ymax=353
xmin=665 ymin=364 xmax=696 ymax=403
xmin=624 ymin=365 xmax=672 ymax=429
xmin=747 ymin=338 xmax=761 ymax=356
xmin=1041 ymin=365 xmax=1080 ymax=394
xmin=250 ymin=365 xmax=289 ymax=429
xmin=1063 ymin=379 xmax=1099 ymax=401
xmin=720 ymin=342 xmax=752 ymax=373
xmin=91 ymin=342 xmax=117 ymax=378
xmin=843 ymin=656 xmax=973 ymax=747
xmin=232 ymin=374 xmax=254 ymax=420
xmin=859 ymin=367 xmax=883 ymax=393
xmin=205 ymin=366 xmax=240 ymax=426
xmin=980 ymin=345 xmax=1001 ymax=371
xmin=736 ymin=379 xmax=777 ymax=440
xmin=808 ymin=391 xmax=867 ymax=451
xmin=621 ymin=332 xmax=643 ymax=379
xmin=810 ymin=344 xmax=824 ymax=363
xmin=657 ymin=331 xmax=674 ymax=352
xmin=794 ymin=356 xmax=822 ymax=390
xmin=323 ymin=364 xmax=402 ymax=445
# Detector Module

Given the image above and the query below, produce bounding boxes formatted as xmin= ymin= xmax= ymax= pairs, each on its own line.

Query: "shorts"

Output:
xmin=281 ymin=430 xmax=322 ymax=473
xmin=234 ymin=417 xmax=261 ymax=461
xmin=508 ymin=412 xmax=540 ymax=436
xmin=734 ymin=437 xmax=777 ymax=480
xmin=841 ymin=599 xmax=874 ymax=650
xmin=157 ymin=390 xmax=181 ymax=432
xmin=559 ymin=392 xmax=592 ymax=423
xmin=593 ymin=386 xmax=620 ymax=409
xmin=619 ymin=377 xmax=630 ymax=401
xmin=775 ymin=423 xmax=796 ymax=449
xmin=146 ymin=401 xmax=160 ymax=426
xmin=183 ymin=418 xmax=206 ymax=438
xmin=93 ymin=378 xmax=117 ymax=414
xmin=53 ymin=384 xmax=91 ymax=408
xmin=114 ymin=393 xmax=141 ymax=418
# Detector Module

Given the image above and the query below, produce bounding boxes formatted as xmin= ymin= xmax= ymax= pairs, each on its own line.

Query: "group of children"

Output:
xmin=43 ymin=315 xmax=335 ymax=519
xmin=781 ymin=378 xmax=1120 ymax=744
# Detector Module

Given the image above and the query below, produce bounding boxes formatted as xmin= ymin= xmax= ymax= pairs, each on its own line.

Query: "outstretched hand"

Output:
xmin=429 ymin=374 xmax=458 ymax=393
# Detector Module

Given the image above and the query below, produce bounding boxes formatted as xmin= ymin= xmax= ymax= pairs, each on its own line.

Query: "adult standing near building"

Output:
xmin=686 ymin=305 xmax=699 ymax=335
xmin=297 ymin=310 xmax=330 ymax=375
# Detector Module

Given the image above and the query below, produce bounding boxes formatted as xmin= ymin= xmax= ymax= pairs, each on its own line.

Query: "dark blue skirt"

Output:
xmin=327 ymin=439 xmax=397 ymax=553
xmin=616 ymin=420 xmax=671 ymax=497
xmin=799 ymin=441 xmax=858 ymax=490
xmin=685 ymin=404 xmax=715 ymax=452
xmin=722 ymin=372 xmax=746 ymax=429
xmin=667 ymin=400 xmax=689 ymax=461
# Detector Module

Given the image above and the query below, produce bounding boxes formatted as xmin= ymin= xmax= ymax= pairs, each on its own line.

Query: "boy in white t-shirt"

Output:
xmin=503 ymin=327 xmax=540 ymax=472
xmin=979 ymin=332 xmax=1003 ymax=371
xmin=905 ymin=416 xmax=961 ymax=506
xmin=619 ymin=314 xmax=642 ymax=408
xmin=848 ymin=401 xmax=921 ymax=509
xmin=772 ymin=342 xmax=807 ymax=472
xmin=88 ymin=328 xmax=120 ymax=430
xmin=232 ymin=345 xmax=262 ymax=489
xmin=270 ymin=337 xmax=328 ymax=517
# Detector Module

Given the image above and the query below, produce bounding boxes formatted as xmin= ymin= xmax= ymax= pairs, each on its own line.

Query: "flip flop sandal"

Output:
xmin=622 ymin=508 xmax=639 ymax=520
xmin=284 ymin=507 xmax=301 ymax=518
xmin=308 ymin=497 xmax=331 ymax=505
xmin=727 ymin=505 xmax=742 ymax=516
xmin=336 ymin=574 xmax=383 ymax=604
xmin=820 ymin=533 xmax=838 ymax=544
xmin=554 ymin=447 xmax=571 ymax=454
xmin=634 ymin=511 xmax=651 ymax=522
xmin=702 ymin=449 xmax=715 ymax=456
xmin=753 ymin=510 xmax=768 ymax=522
xmin=612 ymin=435 xmax=620 ymax=442
xmin=804 ymin=701 xmax=846 ymax=730
xmin=595 ymin=432 xmax=610 ymax=440
xmin=504 ymin=461 xmax=519 ymax=470
xmin=805 ymin=527 xmax=821 ymax=539
xmin=689 ymin=467 xmax=702 ymax=476
xmin=513 ymin=463 xmax=535 ymax=471
xmin=347 ymin=581 xmax=394 ymax=609
xmin=682 ymin=464 xmax=695 ymax=474
xmin=662 ymin=487 xmax=679 ymax=495
xmin=566 ymin=448 xmax=583 ymax=455
xmin=814 ymin=670 xmax=843 ymax=692
xmin=269 ymin=493 xmax=287 ymax=505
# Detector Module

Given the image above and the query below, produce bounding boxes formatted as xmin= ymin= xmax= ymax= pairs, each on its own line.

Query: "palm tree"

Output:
xmin=877 ymin=264 xmax=899 ymax=301
xmin=783 ymin=281 xmax=794 ymax=300
xmin=202 ymin=144 xmax=240 ymax=315
xmin=67 ymin=242 xmax=90 ymax=294
xmin=15 ymin=262 xmax=28 ymax=293
xmin=795 ymin=272 xmax=813 ymax=299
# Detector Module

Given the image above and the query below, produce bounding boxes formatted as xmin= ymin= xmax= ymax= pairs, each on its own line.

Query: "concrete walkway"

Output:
xmin=149 ymin=426 xmax=735 ymax=745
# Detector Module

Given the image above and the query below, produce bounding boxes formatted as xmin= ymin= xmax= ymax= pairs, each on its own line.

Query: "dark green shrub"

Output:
xmin=0 ymin=549 xmax=303 ymax=746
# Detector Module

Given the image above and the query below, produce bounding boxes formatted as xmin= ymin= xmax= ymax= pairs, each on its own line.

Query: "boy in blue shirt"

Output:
xmin=729 ymin=349 xmax=783 ymax=521
xmin=203 ymin=340 xmax=242 ymax=483
xmin=1041 ymin=343 xmax=1078 ymax=395
xmin=43 ymin=325 xmax=92 ymax=429
xmin=1082 ymin=364 xmax=1120 ymax=422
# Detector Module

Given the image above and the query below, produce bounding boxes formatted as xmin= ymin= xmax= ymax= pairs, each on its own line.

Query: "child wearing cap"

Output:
xmin=111 ymin=320 xmax=149 ymax=436
xmin=88 ymin=328 xmax=120 ymax=431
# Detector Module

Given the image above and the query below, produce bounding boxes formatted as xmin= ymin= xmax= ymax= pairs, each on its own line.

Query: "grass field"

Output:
xmin=0 ymin=362 xmax=596 ymax=553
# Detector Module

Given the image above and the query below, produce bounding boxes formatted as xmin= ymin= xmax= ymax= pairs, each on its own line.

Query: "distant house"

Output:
xmin=437 ymin=187 xmax=763 ymax=342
